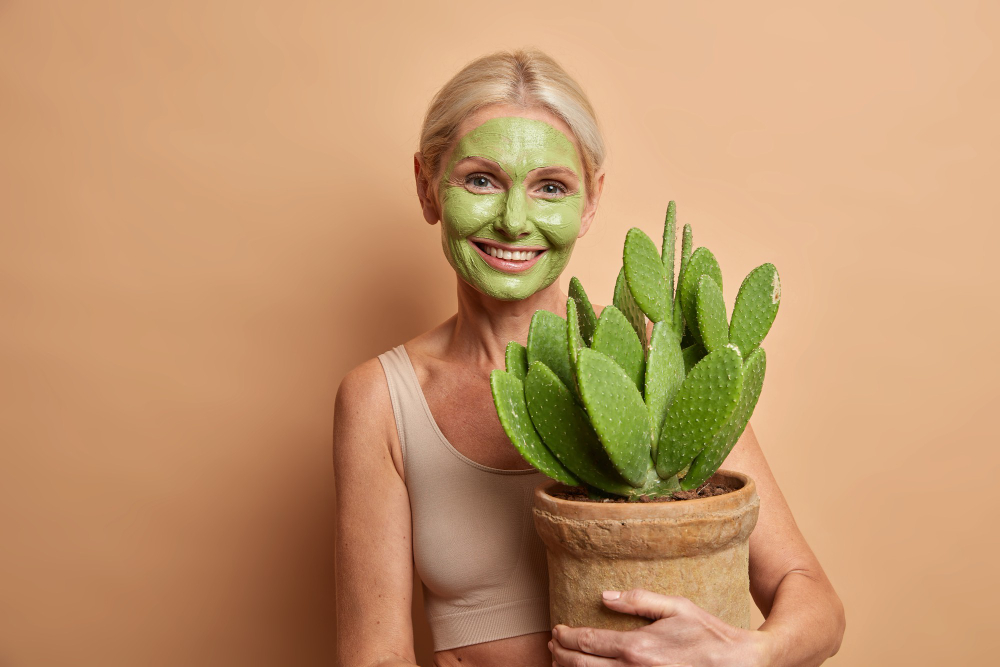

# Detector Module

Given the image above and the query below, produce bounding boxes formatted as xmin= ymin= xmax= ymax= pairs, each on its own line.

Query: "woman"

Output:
xmin=334 ymin=50 xmax=845 ymax=667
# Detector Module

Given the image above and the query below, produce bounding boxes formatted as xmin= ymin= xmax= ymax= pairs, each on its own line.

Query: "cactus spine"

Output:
xmin=490 ymin=202 xmax=780 ymax=500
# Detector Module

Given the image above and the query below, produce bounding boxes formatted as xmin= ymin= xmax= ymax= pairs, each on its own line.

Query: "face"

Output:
xmin=434 ymin=113 xmax=589 ymax=301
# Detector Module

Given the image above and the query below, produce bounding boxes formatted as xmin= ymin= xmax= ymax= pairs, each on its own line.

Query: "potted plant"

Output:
xmin=489 ymin=201 xmax=780 ymax=632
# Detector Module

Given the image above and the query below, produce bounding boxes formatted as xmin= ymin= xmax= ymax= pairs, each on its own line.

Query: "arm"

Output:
xmin=724 ymin=423 xmax=847 ymax=665
xmin=550 ymin=423 xmax=846 ymax=666
xmin=334 ymin=359 xmax=419 ymax=667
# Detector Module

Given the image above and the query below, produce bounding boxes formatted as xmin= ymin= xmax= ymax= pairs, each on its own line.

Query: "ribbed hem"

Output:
xmin=429 ymin=597 xmax=550 ymax=651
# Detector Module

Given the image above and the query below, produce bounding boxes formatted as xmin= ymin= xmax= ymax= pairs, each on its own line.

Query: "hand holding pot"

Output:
xmin=548 ymin=589 xmax=769 ymax=667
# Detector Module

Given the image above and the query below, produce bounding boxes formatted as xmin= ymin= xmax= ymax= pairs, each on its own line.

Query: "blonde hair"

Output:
xmin=419 ymin=49 xmax=606 ymax=196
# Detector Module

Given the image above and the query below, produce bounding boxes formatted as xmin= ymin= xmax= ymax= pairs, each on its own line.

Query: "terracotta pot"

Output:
xmin=532 ymin=469 xmax=760 ymax=631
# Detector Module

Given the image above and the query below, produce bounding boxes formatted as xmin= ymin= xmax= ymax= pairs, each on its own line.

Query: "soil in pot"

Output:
xmin=549 ymin=479 xmax=736 ymax=503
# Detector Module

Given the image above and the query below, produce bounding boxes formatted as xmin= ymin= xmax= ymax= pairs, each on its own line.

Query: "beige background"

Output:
xmin=1 ymin=1 xmax=997 ymax=665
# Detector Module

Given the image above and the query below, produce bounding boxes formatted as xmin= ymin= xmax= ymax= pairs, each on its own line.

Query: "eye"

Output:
xmin=536 ymin=180 xmax=569 ymax=198
xmin=465 ymin=173 xmax=498 ymax=191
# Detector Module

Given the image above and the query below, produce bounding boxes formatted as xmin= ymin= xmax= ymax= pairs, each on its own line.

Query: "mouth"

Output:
xmin=469 ymin=238 xmax=547 ymax=273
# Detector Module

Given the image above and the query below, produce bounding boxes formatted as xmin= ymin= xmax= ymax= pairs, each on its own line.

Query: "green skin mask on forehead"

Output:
xmin=438 ymin=116 xmax=587 ymax=301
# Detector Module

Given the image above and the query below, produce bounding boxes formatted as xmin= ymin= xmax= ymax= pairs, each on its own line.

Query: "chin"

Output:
xmin=481 ymin=289 xmax=530 ymax=302
xmin=471 ymin=276 xmax=558 ymax=302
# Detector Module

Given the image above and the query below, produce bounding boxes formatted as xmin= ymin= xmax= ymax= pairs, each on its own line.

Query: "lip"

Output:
xmin=470 ymin=237 xmax=548 ymax=252
xmin=468 ymin=238 xmax=547 ymax=273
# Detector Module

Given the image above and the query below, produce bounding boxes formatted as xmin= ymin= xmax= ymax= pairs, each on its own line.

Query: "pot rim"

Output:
xmin=534 ymin=469 xmax=757 ymax=521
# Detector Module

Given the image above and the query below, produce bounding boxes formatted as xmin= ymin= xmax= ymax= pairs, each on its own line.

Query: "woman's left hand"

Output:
xmin=548 ymin=589 xmax=771 ymax=667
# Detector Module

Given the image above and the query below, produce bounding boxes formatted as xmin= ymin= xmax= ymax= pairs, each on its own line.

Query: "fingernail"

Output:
xmin=602 ymin=590 xmax=621 ymax=600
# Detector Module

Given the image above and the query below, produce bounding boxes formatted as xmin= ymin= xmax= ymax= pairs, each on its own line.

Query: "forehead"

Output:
xmin=446 ymin=115 xmax=583 ymax=175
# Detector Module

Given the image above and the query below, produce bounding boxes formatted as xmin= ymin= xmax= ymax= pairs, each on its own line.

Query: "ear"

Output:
xmin=414 ymin=152 xmax=441 ymax=225
xmin=578 ymin=170 xmax=605 ymax=238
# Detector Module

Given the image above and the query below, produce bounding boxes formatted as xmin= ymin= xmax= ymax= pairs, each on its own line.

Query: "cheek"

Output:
xmin=440 ymin=187 xmax=503 ymax=236
xmin=532 ymin=198 xmax=585 ymax=248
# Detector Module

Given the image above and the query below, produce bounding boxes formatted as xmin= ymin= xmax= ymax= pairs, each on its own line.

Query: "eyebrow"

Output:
xmin=529 ymin=165 xmax=579 ymax=179
xmin=453 ymin=156 xmax=579 ymax=179
xmin=452 ymin=156 xmax=512 ymax=180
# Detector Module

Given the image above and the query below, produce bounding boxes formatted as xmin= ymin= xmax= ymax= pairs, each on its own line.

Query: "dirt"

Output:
xmin=549 ymin=480 xmax=737 ymax=503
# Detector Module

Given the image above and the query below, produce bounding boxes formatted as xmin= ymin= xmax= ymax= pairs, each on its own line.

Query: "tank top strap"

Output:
xmin=376 ymin=344 xmax=425 ymax=472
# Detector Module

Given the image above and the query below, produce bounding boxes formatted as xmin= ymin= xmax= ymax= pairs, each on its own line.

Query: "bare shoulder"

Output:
xmin=333 ymin=320 xmax=453 ymax=479
xmin=333 ymin=355 xmax=402 ymax=478
xmin=334 ymin=357 xmax=394 ymax=439
xmin=335 ymin=357 xmax=391 ymax=416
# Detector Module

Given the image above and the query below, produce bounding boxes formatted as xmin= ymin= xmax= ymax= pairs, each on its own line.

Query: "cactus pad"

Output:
xmin=729 ymin=263 xmax=780 ymax=357
xmin=527 ymin=310 xmax=575 ymax=397
xmin=679 ymin=247 xmax=723 ymax=346
xmin=644 ymin=321 xmax=685 ymax=456
xmin=681 ymin=342 xmax=706 ymax=373
xmin=524 ymin=361 xmax=634 ymax=495
xmin=695 ymin=274 xmax=729 ymax=353
xmin=614 ymin=266 xmax=648 ymax=351
xmin=681 ymin=348 xmax=766 ymax=490
xmin=566 ymin=298 xmax=588 ymax=366
xmin=655 ymin=347 xmax=743 ymax=479
xmin=575 ymin=348 xmax=651 ymax=486
xmin=490 ymin=370 xmax=579 ymax=485
xmin=623 ymin=227 xmax=672 ymax=323
xmin=678 ymin=223 xmax=693 ymax=293
xmin=672 ymin=293 xmax=685 ymax=338
xmin=662 ymin=202 xmax=677 ymax=297
xmin=505 ymin=341 xmax=528 ymax=381
xmin=672 ymin=218 xmax=690 ymax=340
xmin=591 ymin=305 xmax=645 ymax=392
xmin=569 ymin=277 xmax=598 ymax=345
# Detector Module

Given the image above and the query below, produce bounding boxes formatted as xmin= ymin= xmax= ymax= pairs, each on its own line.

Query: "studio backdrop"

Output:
xmin=1 ymin=1 xmax=997 ymax=665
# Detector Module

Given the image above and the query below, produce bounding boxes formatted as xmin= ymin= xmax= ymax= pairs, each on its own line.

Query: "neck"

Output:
xmin=447 ymin=277 xmax=568 ymax=369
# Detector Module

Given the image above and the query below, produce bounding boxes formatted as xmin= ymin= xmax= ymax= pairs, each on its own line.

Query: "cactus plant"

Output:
xmin=490 ymin=202 xmax=780 ymax=500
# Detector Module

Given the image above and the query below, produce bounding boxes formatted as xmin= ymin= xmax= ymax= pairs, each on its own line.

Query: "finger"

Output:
xmin=549 ymin=637 xmax=620 ymax=667
xmin=601 ymin=588 xmax=689 ymax=621
xmin=553 ymin=624 xmax=629 ymax=658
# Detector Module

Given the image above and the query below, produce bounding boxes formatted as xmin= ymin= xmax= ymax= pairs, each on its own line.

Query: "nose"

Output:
xmin=495 ymin=185 xmax=532 ymax=239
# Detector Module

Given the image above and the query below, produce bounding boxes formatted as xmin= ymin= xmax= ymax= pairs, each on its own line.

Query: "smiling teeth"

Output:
xmin=486 ymin=246 xmax=539 ymax=261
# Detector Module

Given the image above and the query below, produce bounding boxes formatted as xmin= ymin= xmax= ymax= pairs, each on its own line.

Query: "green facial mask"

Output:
xmin=438 ymin=116 xmax=587 ymax=301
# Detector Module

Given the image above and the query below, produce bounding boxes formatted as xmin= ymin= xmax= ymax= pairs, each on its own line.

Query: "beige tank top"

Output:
xmin=377 ymin=344 xmax=550 ymax=651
